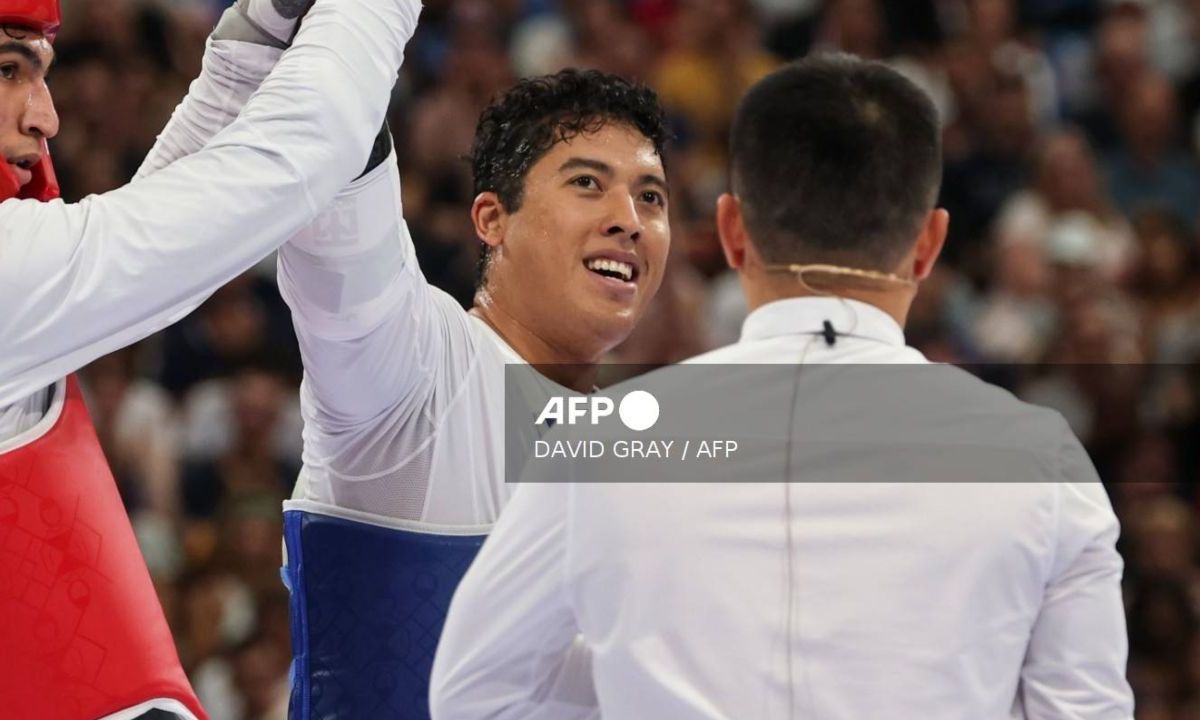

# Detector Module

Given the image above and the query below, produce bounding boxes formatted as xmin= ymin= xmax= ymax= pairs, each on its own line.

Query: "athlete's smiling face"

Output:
xmin=474 ymin=122 xmax=670 ymax=361
xmin=0 ymin=25 xmax=57 ymax=191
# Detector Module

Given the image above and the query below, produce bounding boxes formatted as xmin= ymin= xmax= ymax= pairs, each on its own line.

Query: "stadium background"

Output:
xmin=44 ymin=0 xmax=1200 ymax=717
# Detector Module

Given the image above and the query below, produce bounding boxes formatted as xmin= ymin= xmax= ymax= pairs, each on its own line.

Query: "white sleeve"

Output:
xmin=1018 ymin=426 xmax=1134 ymax=719
xmin=430 ymin=482 xmax=598 ymax=720
xmin=276 ymin=153 xmax=455 ymax=431
xmin=135 ymin=35 xmax=279 ymax=180
xmin=0 ymin=0 xmax=422 ymax=408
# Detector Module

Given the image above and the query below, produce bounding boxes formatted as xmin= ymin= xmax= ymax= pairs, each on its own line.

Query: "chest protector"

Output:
xmin=283 ymin=500 xmax=487 ymax=719
xmin=0 ymin=377 xmax=206 ymax=719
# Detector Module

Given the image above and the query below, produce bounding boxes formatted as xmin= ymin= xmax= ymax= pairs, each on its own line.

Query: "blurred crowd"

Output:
xmin=43 ymin=0 xmax=1200 ymax=717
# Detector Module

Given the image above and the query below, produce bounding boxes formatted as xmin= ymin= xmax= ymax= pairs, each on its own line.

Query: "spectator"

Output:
xmin=1105 ymin=72 xmax=1200 ymax=227
xmin=994 ymin=128 xmax=1135 ymax=283
xmin=940 ymin=69 xmax=1038 ymax=265
xmin=231 ymin=632 xmax=290 ymax=720
xmin=181 ymin=367 xmax=299 ymax=521
xmin=1126 ymin=209 xmax=1200 ymax=362
xmin=82 ymin=346 xmax=181 ymax=519
xmin=158 ymin=274 xmax=299 ymax=399
xmin=655 ymin=0 xmax=778 ymax=189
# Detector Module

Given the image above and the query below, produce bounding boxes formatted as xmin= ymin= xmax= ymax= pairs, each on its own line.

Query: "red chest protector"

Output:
xmin=0 ymin=376 xmax=206 ymax=720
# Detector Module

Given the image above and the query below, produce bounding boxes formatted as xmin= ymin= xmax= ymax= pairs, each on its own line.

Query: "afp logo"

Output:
xmin=535 ymin=390 xmax=660 ymax=432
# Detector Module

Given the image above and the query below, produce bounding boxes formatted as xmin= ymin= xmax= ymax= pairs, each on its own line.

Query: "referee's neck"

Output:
xmin=742 ymin=278 xmax=915 ymax=330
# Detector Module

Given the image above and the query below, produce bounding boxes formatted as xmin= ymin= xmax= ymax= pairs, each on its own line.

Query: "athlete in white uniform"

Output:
xmin=1 ymin=0 xmax=420 ymax=425
xmin=280 ymin=71 xmax=673 ymax=521
xmin=276 ymin=69 xmax=673 ymax=718
xmin=0 ymin=0 xmax=421 ymax=717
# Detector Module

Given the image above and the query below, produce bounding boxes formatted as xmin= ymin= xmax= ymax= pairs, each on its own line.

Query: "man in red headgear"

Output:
xmin=0 ymin=0 xmax=424 ymax=717
xmin=0 ymin=0 xmax=60 ymax=202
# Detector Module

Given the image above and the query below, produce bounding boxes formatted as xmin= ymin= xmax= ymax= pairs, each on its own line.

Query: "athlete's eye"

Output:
xmin=640 ymin=190 xmax=665 ymax=207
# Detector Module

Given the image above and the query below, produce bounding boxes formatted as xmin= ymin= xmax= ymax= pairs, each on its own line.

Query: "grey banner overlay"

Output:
xmin=505 ymin=363 xmax=1161 ymax=483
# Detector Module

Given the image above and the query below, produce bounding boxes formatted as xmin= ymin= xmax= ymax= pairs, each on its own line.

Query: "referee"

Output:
xmin=432 ymin=54 xmax=1134 ymax=720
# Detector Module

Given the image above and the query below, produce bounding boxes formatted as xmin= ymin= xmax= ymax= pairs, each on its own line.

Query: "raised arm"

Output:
xmin=275 ymin=149 xmax=469 ymax=434
xmin=0 ymin=0 xmax=423 ymax=407
xmin=134 ymin=2 xmax=289 ymax=180
xmin=143 ymin=0 xmax=456 ymax=441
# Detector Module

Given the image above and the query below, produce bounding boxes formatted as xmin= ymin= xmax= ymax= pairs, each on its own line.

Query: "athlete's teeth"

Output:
xmin=587 ymin=259 xmax=634 ymax=281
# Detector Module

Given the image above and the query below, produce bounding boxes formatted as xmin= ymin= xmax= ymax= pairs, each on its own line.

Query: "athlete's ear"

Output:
xmin=472 ymin=192 xmax=507 ymax=251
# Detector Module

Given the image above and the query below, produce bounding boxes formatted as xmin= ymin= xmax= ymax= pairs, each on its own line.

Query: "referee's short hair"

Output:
xmin=730 ymin=53 xmax=943 ymax=270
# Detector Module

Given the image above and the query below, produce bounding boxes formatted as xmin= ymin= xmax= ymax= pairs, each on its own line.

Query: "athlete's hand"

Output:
xmin=238 ymin=0 xmax=314 ymax=46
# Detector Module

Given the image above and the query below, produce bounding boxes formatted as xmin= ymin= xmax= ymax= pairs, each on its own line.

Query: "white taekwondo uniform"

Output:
xmin=279 ymin=188 xmax=535 ymax=525
xmin=0 ymin=1 xmax=420 ymax=717
xmin=431 ymin=296 xmax=1135 ymax=720
xmin=274 ymin=126 xmax=596 ymax=720
xmin=270 ymin=33 xmax=599 ymax=718
xmin=0 ymin=0 xmax=421 ymax=440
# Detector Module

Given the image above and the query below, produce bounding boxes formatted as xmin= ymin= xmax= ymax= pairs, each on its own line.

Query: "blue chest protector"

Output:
xmin=283 ymin=504 xmax=488 ymax=720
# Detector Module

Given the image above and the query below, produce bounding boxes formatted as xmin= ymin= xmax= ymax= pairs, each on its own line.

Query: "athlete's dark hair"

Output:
xmin=730 ymin=54 xmax=943 ymax=270
xmin=469 ymin=68 xmax=669 ymax=288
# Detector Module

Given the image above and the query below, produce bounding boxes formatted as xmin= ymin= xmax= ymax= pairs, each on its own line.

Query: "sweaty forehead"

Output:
xmin=543 ymin=124 xmax=664 ymax=173
xmin=0 ymin=25 xmax=54 ymax=62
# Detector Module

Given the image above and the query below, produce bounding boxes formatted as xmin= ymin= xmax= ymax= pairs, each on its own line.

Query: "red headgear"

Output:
xmin=0 ymin=0 xmax=61 ymax=202
xmin=0 ymin=0 xmax=60 ymax=39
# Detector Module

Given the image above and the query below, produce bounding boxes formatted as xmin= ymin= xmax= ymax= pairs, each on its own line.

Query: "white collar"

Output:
xmin=469 ymin=314 xmax=588 ymax=397
xmin=470 ymin=313 xmax=525 ymax=364
xmin=739 ymin=296 xmax=906 ymax=347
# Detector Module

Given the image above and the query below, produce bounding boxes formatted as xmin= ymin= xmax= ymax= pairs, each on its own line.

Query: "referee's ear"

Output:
xmin=717 ymin=192 xmax=749 ymax=271
xmin=911 ymin=208 xmax=950 ymax=282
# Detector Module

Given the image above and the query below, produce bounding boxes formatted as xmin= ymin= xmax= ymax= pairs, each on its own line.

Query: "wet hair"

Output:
xmin=730 ymin=53 xmax=943 ymax=270
xmin=469 ymin=68 xmax=669 ymax=288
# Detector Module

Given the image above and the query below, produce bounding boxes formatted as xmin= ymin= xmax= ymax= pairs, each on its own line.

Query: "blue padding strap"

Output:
xmin=283 ymin=509 xmax=486 ymax=719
